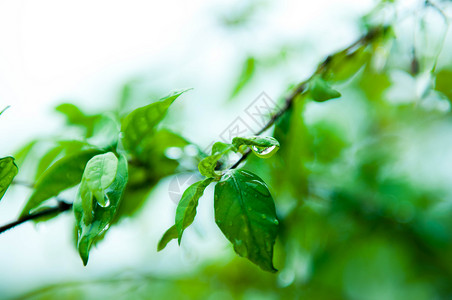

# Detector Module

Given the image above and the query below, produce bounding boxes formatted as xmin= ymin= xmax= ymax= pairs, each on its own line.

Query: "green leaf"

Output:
xmin=35 ymin=146 xmax=64 ymax=179
xmin=143 ymin=129 xmax=191 ymax=163
xmin=211 ymin=141 xmax=232 ymax=154
xmin=309 ymin=75 xmax=341 ymax=102
xmin=157 ymin=225 xmax=178 ymax=251
xmin=35 ymin=141 xmax=88 ymax=180
xmin=35 ymin=141 xmax=84 ymax=178
xmin=232 ymin=136 xmax=280 ymax=158
xmin=175 ymin=178 xmax=214 ymax=244
xmin=358 ymin=66 xmax=391 ymax=101
xmin=324 ymin=45 xmax=371 ymax=82
xmin=56 ymin=103 xmax=86 ymax=123
xmin=56 ymin=103 xmax=100 ymax=138
xmin=20 ymin=149 xmax=103 ymax=218
xmin=232 ymin=136 xmax=279 ymax=148
xmin=74 ymin=153 xmax=128 ymax=265
xmin=14 ymin=140 xmax=37 ymax=167
xmin=118 ymin=81 xmax=134 ymax=113
xmin=113 ymin=164 xmax=155 ymax=221
xmin=198 ymin=143 xmax=232 ymax=178
xmin=198 ymin=154 xmax=223 ymax=178
xmin=82 ymin=152 xmax=119 ymax=208
xmin=0 ymin=157 xmax=18 ymax=201
xmin=435 ymin=69 xmax=452 ymax=101
xmin=113 ymin=130 xmax=192 ymax=224
xmin=230 ymin=57 xmax=256 ymax=99
xmin=214 ymin=169 xmax=279 ymax=272
xmin=121 ymin=89 xmax=191 ymax=155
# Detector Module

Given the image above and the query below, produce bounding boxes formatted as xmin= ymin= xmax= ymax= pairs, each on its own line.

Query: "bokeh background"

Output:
xmin=1 ymin=0 xmax=452 ymax=299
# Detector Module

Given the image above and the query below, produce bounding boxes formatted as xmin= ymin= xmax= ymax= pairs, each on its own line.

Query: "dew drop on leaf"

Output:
xmin=251 ymin=145 xmax=279 ymax=158
xmin=98 ymin=195 xmax=111 ymax=208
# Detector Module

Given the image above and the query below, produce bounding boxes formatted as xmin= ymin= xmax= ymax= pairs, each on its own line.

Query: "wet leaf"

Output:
xmin=230 ymin=57 xmax=256 ymax=99
xmin=20 ymin=149 xmax=103 ymax=218
xmin=214 ymin=169 xmax=279 ymax=272
xmin=175 ymin=178 xmax=214 ymax=243
xmin=232 ymin=136 xmax=280 ymax=158
xmin=0 ymin=157 xmax=18 ymax=201
xmin=121 ymin=89 xmax=190 ymax=156
xmin=157 ymin=225 xmax=178 ymax=251
xmin=74 ymin=153 xmax=128 ymax=265
xmin=309 ymin=75 xmax=341 ymax=102
xmin=198 ymin=142 xmax=233 ymax=178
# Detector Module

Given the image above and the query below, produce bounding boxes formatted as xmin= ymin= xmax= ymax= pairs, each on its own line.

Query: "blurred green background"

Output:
xmin=2 ymin=0 xmax=452 ymax=299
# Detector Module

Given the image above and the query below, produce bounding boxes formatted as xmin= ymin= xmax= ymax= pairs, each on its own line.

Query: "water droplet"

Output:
xmin=278 ymin=270 xmax=295 ymax=287
xmin=103 ymin=224 xmax=110 ymax=231
xmin=98 ymin=195 xmax=111 ymax=207
xmin=251 ymin=145 xmax=279 ymax=158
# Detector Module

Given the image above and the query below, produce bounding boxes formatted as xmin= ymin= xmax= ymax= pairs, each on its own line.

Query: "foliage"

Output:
xmin=2 ymin=1 xmax=452 ymax=299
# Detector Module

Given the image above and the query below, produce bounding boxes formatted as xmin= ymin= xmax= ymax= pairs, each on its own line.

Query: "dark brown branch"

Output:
xmin=0 ymin=201 xmax=72 ymax=234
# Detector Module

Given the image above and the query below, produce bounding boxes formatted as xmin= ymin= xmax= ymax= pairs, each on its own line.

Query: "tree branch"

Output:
xmin=0 ymin=27 xmax=388 ymax=234
xmin=229 ymin=26 xmax=388 ymax=170
xmin=0 ymin=201 xmax=73 ymax=234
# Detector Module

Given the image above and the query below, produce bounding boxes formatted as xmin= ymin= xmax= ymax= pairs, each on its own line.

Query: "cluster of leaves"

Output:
xmin=158 ymin=136 xmax=281 ymax=271
xmin=0 ymin=24 xmax=392 ymax=274
xmin=14 ymin=90 xmax=193 ymax=265
xmin=3 ymin=86 xmax=288 ymax=271
xmin=7 ymin=0 xmax=452 ymax=298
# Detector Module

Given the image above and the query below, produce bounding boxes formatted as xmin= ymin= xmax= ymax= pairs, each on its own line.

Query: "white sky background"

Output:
xmin=0 ymin=0 xmax=376 ymax=297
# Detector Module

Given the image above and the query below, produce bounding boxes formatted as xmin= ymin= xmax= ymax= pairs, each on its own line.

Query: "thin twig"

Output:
xmin=229 ymin=26 xmax=387 ymax=170
xmin=0 ymin=27 xmax=388 ymax=233
xmin=0 ymin=201 xmax=72 ymax=234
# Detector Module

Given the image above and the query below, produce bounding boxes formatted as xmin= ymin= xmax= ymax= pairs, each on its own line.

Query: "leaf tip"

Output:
xmin=157 ymin=239 xmax=167 ymax=252
xmin=79 ymin=247 xmax=90 ymax=266
xmin=157 ymin=225 xmax=178 ymax=251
